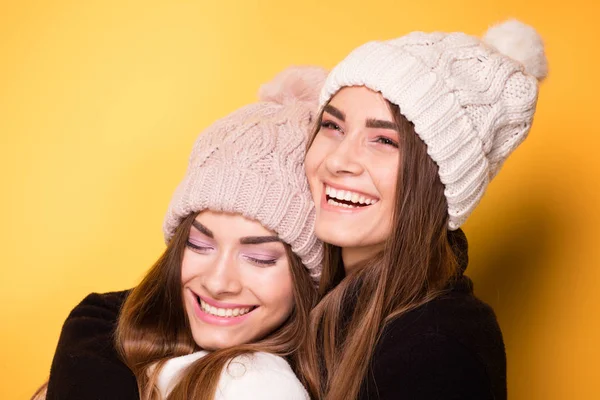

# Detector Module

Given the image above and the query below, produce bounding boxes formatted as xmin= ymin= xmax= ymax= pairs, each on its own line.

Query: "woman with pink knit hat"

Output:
xmin=296 ymin=19 xmax=547 ymax=399
xmin=36 ymin=66 xmax=327 ymax=400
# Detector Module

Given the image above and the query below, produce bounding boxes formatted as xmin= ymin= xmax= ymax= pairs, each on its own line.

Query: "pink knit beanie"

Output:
xmin=164 ymin=66 xmax=327 ymax=279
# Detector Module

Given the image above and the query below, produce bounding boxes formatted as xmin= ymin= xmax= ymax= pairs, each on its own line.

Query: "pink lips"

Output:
xmin=188 ymin=289 xmax=256 ymax=327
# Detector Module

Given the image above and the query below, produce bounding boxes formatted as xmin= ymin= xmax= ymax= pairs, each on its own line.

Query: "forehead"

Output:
xmin=328 ymin=86 xmax=393 ymax=122
xmin=193 ymin=210 xmax=276 ymax=238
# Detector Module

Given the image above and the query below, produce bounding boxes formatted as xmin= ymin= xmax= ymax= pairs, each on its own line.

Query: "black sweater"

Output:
xmin=46 ymin=290 xmax=138 ymax=400
xmin=359 ymin=275 xmax=506 ymax=400
xmin=46 ymin=243 xmax=506 ymax=400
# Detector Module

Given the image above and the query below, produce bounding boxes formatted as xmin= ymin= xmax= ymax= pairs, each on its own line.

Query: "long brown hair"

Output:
xmin=116 ymin=212 xmax=317 ymax=400
xmin=298 ymin=101 xmax=464 ymax=400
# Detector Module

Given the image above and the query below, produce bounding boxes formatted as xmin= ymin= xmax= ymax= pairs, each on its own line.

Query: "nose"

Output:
xmin=202 ymin=252 xmax=243 ymax=297
xmin=324 ymin=133 xmax=364 ymax=176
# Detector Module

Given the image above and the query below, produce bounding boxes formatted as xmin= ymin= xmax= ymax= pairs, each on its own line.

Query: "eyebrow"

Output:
xmin=240 ymin=236 xmax=282 ymax=245
xmin=192 ymin=220 xmax=280 ymax=244
xmin=323 ymin=104 xmax=345 ymax=121
xmin=192 ymin=220 xmax=213 ymax=238
xmin=366 ymin=118 xmax=398 ymax=131
xmin=324 ymin=105 xmax=398 ymax=131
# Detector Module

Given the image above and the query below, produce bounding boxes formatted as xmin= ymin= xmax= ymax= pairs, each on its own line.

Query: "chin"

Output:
xmin=192 ymin=332 xmax=240 ymax=351
xmin=315 ymin=225 xmax=360 ymax=248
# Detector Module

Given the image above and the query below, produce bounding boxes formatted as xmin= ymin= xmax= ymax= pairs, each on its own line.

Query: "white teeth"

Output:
xmin=199 ymin=299 xmax=253 ymax=318
xmin=325 ymin=185 xmax=378 ymax=206
xmin=327 ymin=198 xmax=356 ymax=208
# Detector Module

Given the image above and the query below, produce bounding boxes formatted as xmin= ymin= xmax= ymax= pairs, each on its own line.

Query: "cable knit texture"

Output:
xmin=319 ymin=20 xmax=547 ymax=230
xmin=164 ymin=66 xmax=327 ymax=279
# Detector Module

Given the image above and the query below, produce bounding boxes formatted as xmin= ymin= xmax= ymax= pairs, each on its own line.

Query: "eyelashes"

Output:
xmin=320 ymin=120 xmax=399 ymax=148
xmin=185 ymin=240 xmax=278 ymax=267
xmin=245 ymin=257 xmax=277 ymax=266
xmin=186 ymin=240 xmax=213 ymax=253
xmin=375 ymin=136 xmax=399 ymax=148
xmin=320 ymin=120 xmax=342 ymax=132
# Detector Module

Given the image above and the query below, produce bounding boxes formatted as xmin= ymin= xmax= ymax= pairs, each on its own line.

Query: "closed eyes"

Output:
xmin=244 ymin=256 xmax=277 ymax=266
xmin=186 ymin=240 xmax=278 ymax=267
xmin=186 ymin=240 xmax=213 ymax=253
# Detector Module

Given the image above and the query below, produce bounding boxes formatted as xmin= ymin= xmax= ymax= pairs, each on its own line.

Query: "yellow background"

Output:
xmin=1 ymin=0 xmax=598 ymax=398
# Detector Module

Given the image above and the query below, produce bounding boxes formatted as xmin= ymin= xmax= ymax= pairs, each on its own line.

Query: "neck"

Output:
xmin=341 ymin=244 xmax=384 ymax=273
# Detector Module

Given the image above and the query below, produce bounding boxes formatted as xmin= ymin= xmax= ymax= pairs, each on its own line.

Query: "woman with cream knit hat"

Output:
xmin=36 ymin=66 xmax=326 ymax=400
xmin=298 ymin=19 xmax=547 ymax=399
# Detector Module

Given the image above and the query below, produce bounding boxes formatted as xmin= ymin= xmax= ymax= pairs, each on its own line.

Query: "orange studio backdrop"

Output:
xmin=1 ymin=0 xmax=599 ymax=399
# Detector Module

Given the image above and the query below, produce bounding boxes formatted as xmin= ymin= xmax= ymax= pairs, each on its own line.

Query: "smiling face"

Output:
xmin=181 ymin=210 xmax=294 ymax=351
xmin=305 ymin=86 xmax=401 ymax=268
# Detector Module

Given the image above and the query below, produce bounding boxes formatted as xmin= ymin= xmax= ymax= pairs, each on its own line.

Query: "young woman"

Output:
xmin=37 ymin=66 xmax=327 ymax=400
xmin=297 ymin=20 xmax=547 ymax=399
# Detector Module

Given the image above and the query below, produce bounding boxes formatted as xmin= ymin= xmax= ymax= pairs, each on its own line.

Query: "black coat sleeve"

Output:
xmin=362 ymin=333 xmax=496 ymax=400
xmin=46 ymin=290 xmax=139 ymax=400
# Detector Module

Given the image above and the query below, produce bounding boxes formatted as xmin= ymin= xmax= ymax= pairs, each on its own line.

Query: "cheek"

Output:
xmin=374 ymin=157 xmax=400 ymax=199
xmin=304 ymin=147 xmax=319 ymax=180
xmin=180 ymin=250 xmax=204 ymax=284
xmin=382 ymin=168 xmax=399 ymax=198
xmin=305 ymin=135 xmax=329 ymax=178
xmin=258 ymin=265 xmax=294 ymax=314
xmin=180 ymin=252 xmax=191 ymax=283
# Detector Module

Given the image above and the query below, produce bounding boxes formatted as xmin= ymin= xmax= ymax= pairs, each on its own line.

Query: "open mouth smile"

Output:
xmin=189 ymin=289 xmax=259 ymax=324
xmin=197 ymin=296 xmax=256 ymax=318
xmin=324 ymin=184 xmax=379 ymax=209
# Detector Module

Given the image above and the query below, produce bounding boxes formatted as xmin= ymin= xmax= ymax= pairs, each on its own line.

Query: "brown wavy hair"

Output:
xmin=298 ymin=100 xmax=464 ymax=400
xmin=116 ymin=212 xmax=317 ymax=400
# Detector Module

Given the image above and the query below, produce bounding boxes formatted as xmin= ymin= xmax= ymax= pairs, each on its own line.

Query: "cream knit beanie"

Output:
xmin=319 ymin=20 xmax=548 ymax=230
xmin=164 ymin=66 xmax=327 ymax=279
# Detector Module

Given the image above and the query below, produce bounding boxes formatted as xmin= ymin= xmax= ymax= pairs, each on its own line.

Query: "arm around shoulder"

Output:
xmin=45 ymin=290 xmax=139 ymax=400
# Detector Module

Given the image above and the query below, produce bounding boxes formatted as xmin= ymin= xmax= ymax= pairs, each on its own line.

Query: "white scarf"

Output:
xmin=154 ymin=351 xmax=309 ymax=399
